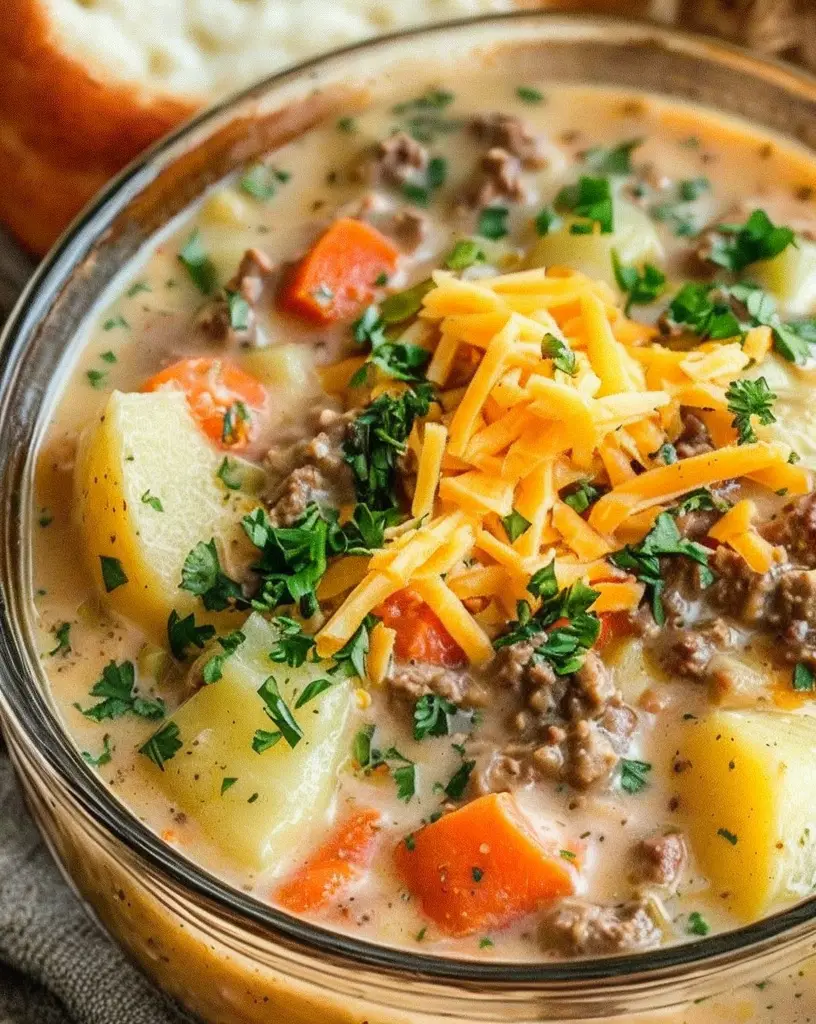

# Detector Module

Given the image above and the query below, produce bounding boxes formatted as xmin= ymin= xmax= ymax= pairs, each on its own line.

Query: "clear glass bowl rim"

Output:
xmin=2 ymin=8 xmax=816 ymax=991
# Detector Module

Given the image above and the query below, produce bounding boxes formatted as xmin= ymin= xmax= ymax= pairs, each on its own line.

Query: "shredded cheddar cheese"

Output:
xmin=314 ymin=267 xmax=809 ymax=664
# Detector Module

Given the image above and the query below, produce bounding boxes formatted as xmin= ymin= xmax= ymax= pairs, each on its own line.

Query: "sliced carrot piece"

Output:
xmin=377 ymin=588 xmax=467 ymax=668
xmin=395 ymin=793 xmax=578 ymax=936
xmin=276 ymin=807 xmax=381 ymax=914
xmin=279 ymin=218 xmax=400 ymax=323
xmin=141 ymin=357 xmax=267 ymax=449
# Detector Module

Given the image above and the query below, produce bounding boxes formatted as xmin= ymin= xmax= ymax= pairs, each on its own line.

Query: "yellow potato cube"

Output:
xmin=74 ymin=390 xmax=255 ymax=642
xmin=672 ymin=709 xmax=816 ymax=920
xmin=144 ymin=614 xmax=354 ymax=873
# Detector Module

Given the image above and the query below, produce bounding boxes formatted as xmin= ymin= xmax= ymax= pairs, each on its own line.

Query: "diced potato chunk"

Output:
xmin=528 ymin=199 xmax=663 ymax=288
xmin=240 ymin=343 xmax=318 ymax=415
xmin=673 ymin=709 xmax=816 ymax=919
xmin=751 ymin=238 xmax=816 ymax=316
xmin=144 ymin=614 xmax=354 ymax=872
xmin=74 ymin=390 xmax=255 ymax=641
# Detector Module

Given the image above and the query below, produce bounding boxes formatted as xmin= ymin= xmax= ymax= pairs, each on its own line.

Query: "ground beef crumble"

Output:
xmin=540 ymin=898 xmax=662 ymax=955
xmin=264 ymin=407 xmax=355 ymax=526
xmin=632 ymin=832 xmax=687 ymax=890
xmin=469 ymin=113 xmax=550 ymax=169
xmin=473 ymin=648 xmax=637 ymax=793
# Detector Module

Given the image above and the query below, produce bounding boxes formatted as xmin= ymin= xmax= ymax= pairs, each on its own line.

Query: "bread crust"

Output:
xmin=0 ymin=1 xmax=197 ymax=253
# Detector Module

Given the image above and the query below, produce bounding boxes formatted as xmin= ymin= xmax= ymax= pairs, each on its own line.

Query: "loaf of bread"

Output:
xmin=0 ymin=0 xmax=532 ymax=254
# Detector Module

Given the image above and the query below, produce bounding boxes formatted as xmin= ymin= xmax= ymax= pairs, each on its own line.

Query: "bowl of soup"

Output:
xmin=2 ymin=12 xmax=816 ymax=1024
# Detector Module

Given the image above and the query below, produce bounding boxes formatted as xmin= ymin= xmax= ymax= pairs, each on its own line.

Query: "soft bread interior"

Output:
xmin=43 ymin=0 xmax=518 ymax=99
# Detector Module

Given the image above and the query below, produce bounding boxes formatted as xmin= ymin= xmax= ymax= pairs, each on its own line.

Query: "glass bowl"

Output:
xmin=2 ymin=12 xmax=816 ymax=1023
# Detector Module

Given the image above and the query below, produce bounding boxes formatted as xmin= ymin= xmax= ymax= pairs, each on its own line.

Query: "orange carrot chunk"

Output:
xmin=377 ymin=588 xmax=467 ymax=668
xmin=394 ymin=793 xmax=578 ymax=936
xmin=279 ymin=217 xmax=400 ymax=323
xmin=141 ymin=357 xmax=267 ymax=450
xmin=276 ymin=807 xmax=381 ymax=914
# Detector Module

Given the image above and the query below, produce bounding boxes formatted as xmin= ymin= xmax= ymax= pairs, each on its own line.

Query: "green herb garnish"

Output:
xmin=476 ymin=206 xmax=509 ymax=241
xmin=501 ymin=509 xmax=531 ymax=543
xmin=99 ymin=556 xmax=128 ymax=593
xmin=81 ymin=734 xmax=113 ymax=767
xmin=139 ymin=722 xmax=182 ymax=770
xmin=725 ymin=377 xmax=777 ymax=444
xmin=542 ymin=333 xmax=577 ymax=376
xmin=556 ymin=176 xmax=614 ymax=234
xmin=257 ymin=675 xmax=303 ymax=749
xmin=48 ymin=622 xmax=71 ymax=657
xmin=78 ymin=660 xmax=164 ymax=722
xmin=707 ymin=209 xmax=795 ymax=272
xmin=619 ymin=758 xmax=652 ymax=794
xmin=167 ymin=609 xmax=215 ymax=660
xmin=582 ymin=138 xmax=642 ymax=175
xmin=201 ymin=629 xmax=245 ymax=684
xmin=446 ymin=239 xmax=485 ymax=271
xmin=178 ymin=229 xmax=218 ymax=294
xmin=180 ymin=538 xmax=245 ymax=612
xmin=793 ymin=663 xmax=815 ymax=691
xmin=140 ymin=490 xmax=164 ymax=512
xmin=611 ymin=251 xmax=666 ymax=314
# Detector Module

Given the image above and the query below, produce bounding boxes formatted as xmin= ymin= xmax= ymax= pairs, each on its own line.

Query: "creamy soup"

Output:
xmin=32 ymin=79 xmax=816 ymax=963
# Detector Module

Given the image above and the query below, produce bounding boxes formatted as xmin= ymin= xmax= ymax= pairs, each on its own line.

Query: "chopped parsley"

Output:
xmin=413 ymin=694 xmax=476 ymax=741
xmin=269 ymin=617 xmax=316 ymax=667
xmin=611 ymin=251 xmax=666 ymax=313
xmin=445 ymin=239 xmax=485 ymax=271
xmin=100 ymin=350 xmax=118 ymax=364
xmin=220 ymin=777 xmax=238 ymax=795
xmin=139 ymin=722 xmax=182 ymax=770
xmin=201 ymin=629 xmax=246 ymax=684
xmin=717 ymin=827 xmax=738 ymax=846
xmin=126 ymin=280 xmax=151 ymax=298
xmin=178 ymin=229 xmax=218 ymax=295
xmin=257 ymin=675 xmax=303 ymax=748
xmin=252 ymin=729 xmax=284 ymax=754
xmin=706 ymin=209 xmax=795 ymax=273
xmin=479 ymin=937 xmax=494 ymax=949
xmin=725 ymin=377 xmax=777 ymax=444
xmin=226 ymin=290 xmax=250 ymax=331
xmin=294 ymin=676 xmax=334 ymax=709
xmin=555 ymin=176 xmax=614 ymax=234
xmin=392 ymin=89 xmax=458 ymax=144
xmin=673 ymin=487 xmax=730 ymax=516
xmin=793 ymin=662 xmax=815 ymax=692
xmin=649 ymin=200 xmax=697 ymax=238
xmin=180 ymin=538 xmax=245 ymax=612
xmin=494 ymin=563 xmax=600 ymax=675
xmin=542 ymin=333 xmax=577 ymax=376
xmin=48 ymin=622 xmax=71 ymax=657
xmin=476 ymin=206 xmax=509 ymax=241
xmin=330 ymin=617 xmax=377 ymax=681
xmin=99 ymin=555 xmax=128 ymax=593
xmin=240 ymin=163 xmax=289 ymax=200
xmin=216 ymin=457 xmax=242 ymax=490
xmin=77 ymin=659 xmax=164 ymax=722
xmin=502 ymin=508 xmax=531 ymax=543
xmin=103 ymin=315 xmax=129 ymax=331
xmin=444 ymin=759 xmax=475 ymax=801
xmin=581 ymin=138 xmax=642 ymax=175
xmin=665 ymin=282 xmax=741 ymax=340
xmin=140 ymin=489 xmax=164 ymax=512
xmin=687 ymin=911 xmax=711 ymax=936
xmin=221 ymin=400 xmax=251 ymax=446
xmin=619 ymin=758 xmax=652 ymax=794
xmin=655 ymin=442 xmax=678 ymax=465
xmin=534 ymin=206 xmax=561 ymax=237
xmin=350 ymin=303 xmax=431 ymax=385
xmin=86 ymin=369 xmax=107 ymax=389
xmin=167 ymin=609 xmax=215 ymax=660
xmin=678 ymin=176 xmax=710 ymax=201
xmin=562 ymin=479 xmax=602 ymax=515
xmin=354 ymin=726 xmax=417 ymax=801
xmin=343 ymin=383 xmax=435 ymax=510
xmin=81 ymin=734 xmax=113 ymax=767
xmin=380 ymin=279 xmax=435 ymax=324
xmin=402 ymin=155 xmax=447 ymax=207
xmin=516 ymin=85 xmax=544 ymax=104
xmin=610 ymin=512 xmax=713 ymax=625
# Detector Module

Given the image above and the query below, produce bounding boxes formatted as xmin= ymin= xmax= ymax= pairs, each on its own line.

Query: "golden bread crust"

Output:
xmin=0 ymin=1 xmax=196 ymax=253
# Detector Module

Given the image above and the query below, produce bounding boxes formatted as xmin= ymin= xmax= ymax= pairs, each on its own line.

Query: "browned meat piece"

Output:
xmin=362 ymin=131 xmax=429 ymax=187
xmin=229 ymin=247 xmax=274 ymax=304
xmin=264 ymin=407 xmax=355 ymax=526
xmin=760 ymin=493 xmax=816 ymax=569
xmin=196 ymin=247 xmax=275 ymax=346
xmin=391 ymin=209 xmax=428 ymax=252
xmin=540 ymin=898 xmax=662 ymax=956
xmin=674 ymin=409 xmax=714 ymax=460
xmin=469 ymin=113 xmax=549 ymax=169
xmin=462 ymin=147 xmax=524 ymax=208
xmin=653 ymin=619 xmax=732 ymax=680
xmin=385 ymin=662 xmax=474 ymax=705
xmin=632 ymin=832 xmax=687 ymax=890
xmin=476 ymin=645 xmax=636 ymax=793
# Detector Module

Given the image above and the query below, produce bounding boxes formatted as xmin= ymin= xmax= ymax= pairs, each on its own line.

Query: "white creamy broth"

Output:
xmin=31 ymin=75 xmax=816 ymax=977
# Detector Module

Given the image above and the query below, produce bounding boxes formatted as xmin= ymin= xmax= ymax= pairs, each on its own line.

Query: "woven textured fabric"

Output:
xmin=0 ymin=751 xmax=191 ymax=1024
